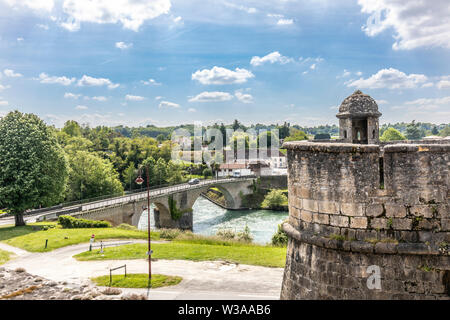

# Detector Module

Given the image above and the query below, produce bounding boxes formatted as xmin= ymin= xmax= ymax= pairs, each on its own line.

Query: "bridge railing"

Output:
xmin=28 ymin=175 xmax=256 ymax=217
xmin=80 ymin=175 xmax=255 ymax=212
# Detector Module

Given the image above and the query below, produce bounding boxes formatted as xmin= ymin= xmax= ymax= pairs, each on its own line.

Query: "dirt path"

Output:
xmin=1 ymin=241 xmax=283 ymax=300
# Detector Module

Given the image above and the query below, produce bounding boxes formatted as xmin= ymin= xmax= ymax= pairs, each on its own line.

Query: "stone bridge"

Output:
xmin=40 ymin=177 xmax=256 ymax=230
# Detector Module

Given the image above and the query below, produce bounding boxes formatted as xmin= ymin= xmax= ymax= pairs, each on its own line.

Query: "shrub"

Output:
xmin=216 ymin=228 xmax=237 ymax=240
xmin=203 ymin=168 xmax=212 ymax=178
xmin=116 ymin=223 xmax=137 ymax=230
xmin=58 ymin=215 xmax=111 ymax=229
xmin=159 ymin=228 xmax=182 ymax=240
xmin=261 ymin=190 xmax=288 ymax=210
xmin=271 ymin=224 xmax=288 ymax=247
xmin=236 ymin=225 xmax=253 ymax=243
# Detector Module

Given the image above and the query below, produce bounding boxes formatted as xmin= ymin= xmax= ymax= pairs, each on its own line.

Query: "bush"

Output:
xmin=271 ymin=224 xmax=288 ymax=247
xmin=58 ymin=215 xmax=111 ymax=229
xmin=236 ymin=225 xmax=253 ymax=243
xmin=203 ymin=168 xmax=212 ymax=178
xmin=159 ymin=228 xmax=182 ymax=240
xmin=116 ymin=223 xmax=137 ymax=230
xmin=216 ymin=228 xmax=237 ymax=240
xmin=380 ymin=127 xmax=406 ymax=142
xmin=261 ymin=190 xmax=288 ymax=210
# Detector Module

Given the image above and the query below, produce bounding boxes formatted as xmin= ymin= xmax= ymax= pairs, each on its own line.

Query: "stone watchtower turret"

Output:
xmin=337 ymin=90 xmax=381 ymax=144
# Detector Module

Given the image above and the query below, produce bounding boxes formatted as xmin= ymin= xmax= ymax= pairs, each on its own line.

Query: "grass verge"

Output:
xmin=0 ymin=249 xmax=12 ymax=265
xmin=75 ymin=242 xmax=286 ymax=268
xmin=2 ymin=225 xmax=159 ymax=252
xmin=91 ymin=274 xmax=182 ymax=289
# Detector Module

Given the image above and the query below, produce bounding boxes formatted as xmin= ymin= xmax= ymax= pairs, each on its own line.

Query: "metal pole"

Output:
xmin=146 ymin=165 xmax=152 ymax=283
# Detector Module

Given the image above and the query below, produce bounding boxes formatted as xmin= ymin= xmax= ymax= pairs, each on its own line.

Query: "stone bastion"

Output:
xmin=280 ymin=141 xmax=450 ymax=300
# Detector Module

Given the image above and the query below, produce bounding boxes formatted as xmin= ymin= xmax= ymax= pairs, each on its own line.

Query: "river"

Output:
xmin=138 ymin=196 xmax=289 ymax=245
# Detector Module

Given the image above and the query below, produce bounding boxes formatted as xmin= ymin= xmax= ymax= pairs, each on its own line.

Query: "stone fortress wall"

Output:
xmin=280 ymin=91 xmax=450 ymax=300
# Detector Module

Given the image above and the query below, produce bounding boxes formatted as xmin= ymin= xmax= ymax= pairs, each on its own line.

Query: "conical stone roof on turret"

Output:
xmin=336 ymin=90 xmax=381 ymax=119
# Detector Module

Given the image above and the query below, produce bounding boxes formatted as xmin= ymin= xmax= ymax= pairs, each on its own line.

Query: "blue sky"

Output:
xmin=0 ymin=0 xmax=449 ymax=128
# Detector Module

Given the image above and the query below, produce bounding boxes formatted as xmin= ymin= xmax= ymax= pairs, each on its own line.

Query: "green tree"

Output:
xmin=62 ymin=120 xmax=82 ymax=137
xmin=405 ymin=121 xmax=425 ymax=140
xmin=203 ymin=168 xmax=212 ymax=178
xmin=380 ymin=128 xmax=406 ymax=142
xmin=166 ymin=161 xmax=184 ymax=185
xmin=123 ymin=162 xmax=136 ymax=191
xmin=439 ymin=125 xmax=450 ymax=137
xmin=66 ymin=151 xmax=124 ymax=201
xmin=284 ymin=129 xmax=308 ymax=142
xmin=154 ymin=158 xmax=168 ymax=185
xmin=0 ymin=111 xmax=69 ymax=226
xmin=431 ymin=126 xmax=439 ymax=135
xmin=261 ymin=190 xmax=288 ymax=210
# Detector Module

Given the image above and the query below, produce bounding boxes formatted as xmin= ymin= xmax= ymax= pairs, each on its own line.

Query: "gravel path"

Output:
xmin=1 ymin=240 xmax=284 ymax=300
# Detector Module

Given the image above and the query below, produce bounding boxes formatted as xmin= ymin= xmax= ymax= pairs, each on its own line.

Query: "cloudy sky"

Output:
xmin=0 ymin=0 xmax=449 ymax=127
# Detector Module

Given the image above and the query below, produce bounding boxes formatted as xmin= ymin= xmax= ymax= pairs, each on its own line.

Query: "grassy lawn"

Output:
xmin=0 ymin=249 xmax=12 ymax=265
xmin=75 ymin=242 xmax=287 ymax=268
xmin=91 ymin=274 xmax=182 ymax=289
xmin=2 ymin=225 xmax=159 ymax=252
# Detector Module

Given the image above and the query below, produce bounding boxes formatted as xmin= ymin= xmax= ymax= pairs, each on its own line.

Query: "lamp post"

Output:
xmin=135 ymin=166 xmax=152 ymax=284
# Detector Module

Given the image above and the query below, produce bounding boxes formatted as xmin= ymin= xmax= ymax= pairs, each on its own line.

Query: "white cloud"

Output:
xmin=61 ymin=0 xmax=171 ymax=32
xmin=115 ymin=41 xmax=133 ymax=50
xmin=64 ymin=92 xmax=81 ymax=99
xmin=188 ymin=91 xmax=233 ymax=103
xmin=36 ymin=23 xmax=49 ymax=30
xmin=159 ymin=101 xmax=180 ymax=108
xmin=223 ymin=2 xmax=257 ymax=14
xmin=92 ymin=96 xmax=107 ymax=101
xmin=346 ymin=68 xmax=427 ymax=89
xmin=422 ymin=82 xmax=434 ymax=88
xmin=141 ymin=78 xmax=161 ymax=86
xmin=60 ymin=18 xmax=80 ymax=32
xmin=277 ymin=18 xmax=293 ymax=25
xmin=250 ymin=51 xmax=293 ymax=67
xmin=310 ymin=64 xmax=316 ymax=70
xmin=376 ymin=99 xmax=389 ymax=105
xmin=405 ymin=96 xmax=450 ymax=106
xmin=125 ymin=94 xmax=145 ymax=101
xmin=358 ymin=0 xmax=450 ymax=50
xmin=173 ymin=16 xmax=182 ymax=23
xmin=2 ymin=0 xmax=54 ymax=12
xmin=16 ymin=37 xmax=24 ymax=42
xmin=3 ymin=69 xmax=22 ymax=77
xmin=235 ymin=90 xmax=253 ymax=104
xmin=38 ymin=72 xmax=76 ymax=86
xmin=0 ymin=99 xmax=8 ymax=106
xmin=267 ymin=13 xmax=284 ymax=19
xmin=0 ymin=84 xmax=10 ymax=91
xmin=188 ymin=108 xmax=196 ymax=112
xmin=155 ymin=96 xmax=163 ymax=100
xmin=192 ymin=66 xmax=254 ymax=85
xmin=437 ymin=79 xmax=450 ymax=89
xmin=75 ymin=105 xmax=88 ymax=110
xmin=77 ymin=75 xmax=119 ymax=89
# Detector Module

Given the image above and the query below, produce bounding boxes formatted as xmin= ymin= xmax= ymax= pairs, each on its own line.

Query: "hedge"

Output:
xmin=58 ymin=215 xmax=111 ymax=229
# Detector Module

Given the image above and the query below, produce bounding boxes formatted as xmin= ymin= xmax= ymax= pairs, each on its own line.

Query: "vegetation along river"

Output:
xmin=138 ymin=196 xmax=288 ymax=245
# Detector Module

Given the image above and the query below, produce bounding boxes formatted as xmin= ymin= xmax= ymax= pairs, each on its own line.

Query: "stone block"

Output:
xmin=340 ymin=203 xmax=365 ymax=217
xmin=350 ymin=217 xmax=368 ymax=229
xmin=441 ymin=219 xmax=450 ymax=231
xmin=300 ymin=210 xmax=313 ymax=223
xmin=302 ymin=199 xmax=318 ymax=212
xmin=330 ymin=215 xmax=349 ymax=228
xmin=318 ymin=200 xmax=338 ymax=214
xmin=371 ymin=218 xmax=388 ymax=230
xmin=392 ymin=218 xmax=412 ymax=230
xmin=313 ymin=213 xmax=330 ymax=225
xmin=410 ymin=205 xmax=434 ymax=218
xmin=385 ymin=204 xmax=407 ymax=218
xmin=365 ymin=204 xmax=384 ymax=217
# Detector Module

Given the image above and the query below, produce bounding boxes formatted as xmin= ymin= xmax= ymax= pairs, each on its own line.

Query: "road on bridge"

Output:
xmin=0 ymin=177 xmax=254 ymax=226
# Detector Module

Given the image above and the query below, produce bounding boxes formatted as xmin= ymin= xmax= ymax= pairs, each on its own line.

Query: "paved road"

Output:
xmin=0 ymin=241 xmax=283 ymax=300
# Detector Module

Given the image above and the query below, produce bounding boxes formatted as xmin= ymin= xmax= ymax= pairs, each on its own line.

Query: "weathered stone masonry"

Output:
xmin=280 ymin=91 xmax=449 ymax=300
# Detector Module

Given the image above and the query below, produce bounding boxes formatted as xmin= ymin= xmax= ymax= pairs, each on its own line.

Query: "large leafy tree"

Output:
xmin=0 ymin=111 xmax=69 ymax=226
xmin=380 ymin=128 xmax=406 ymax=142
xmin=66 ymin=150 xmax=124 ymax=201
